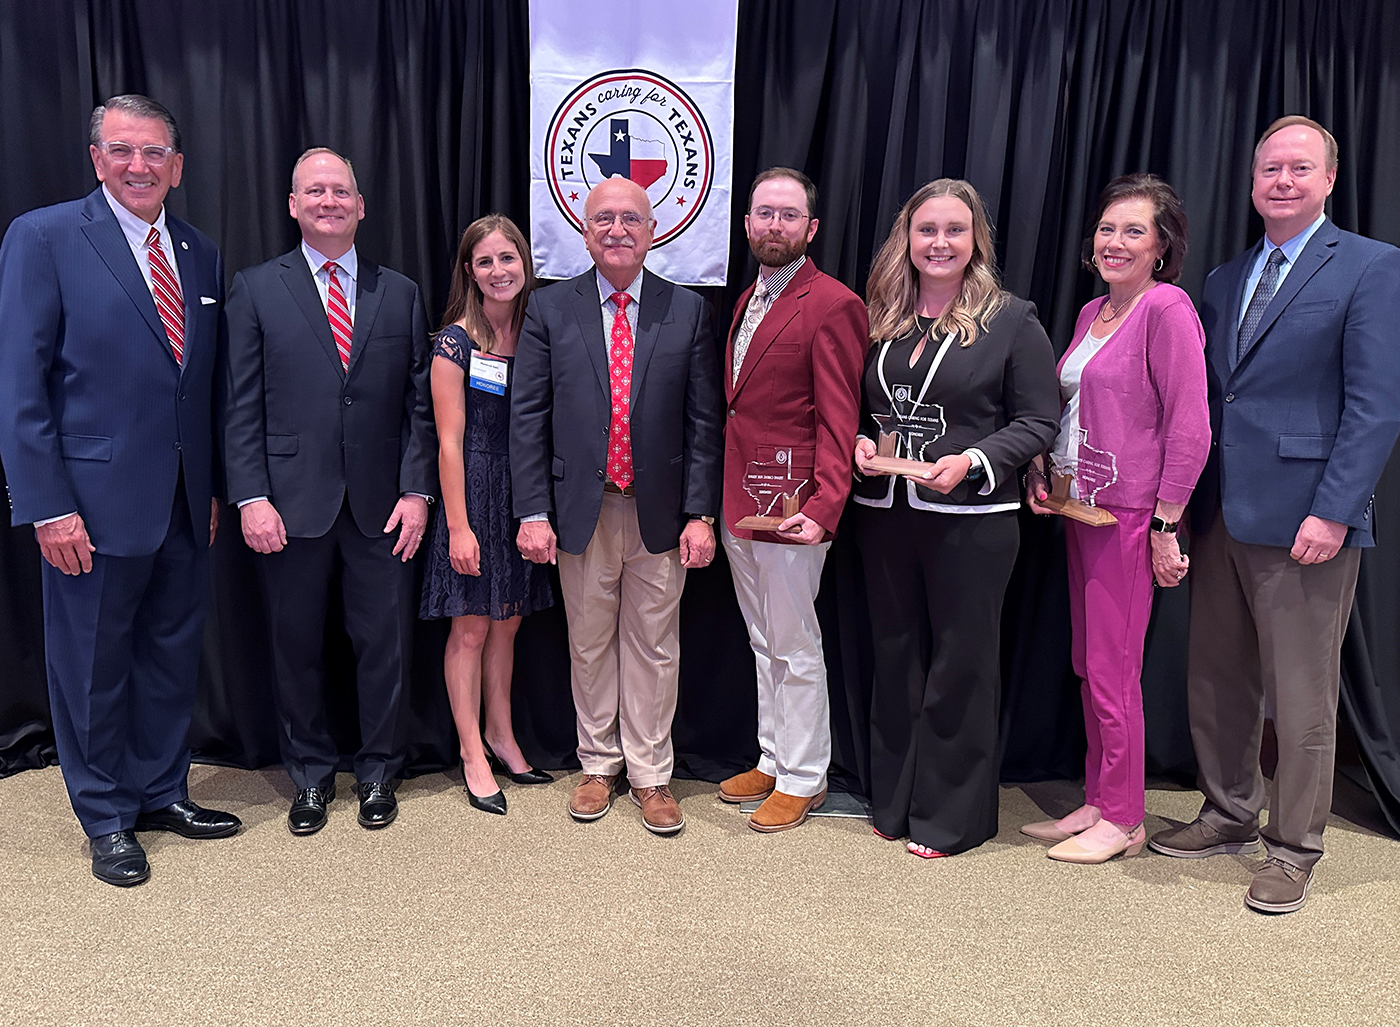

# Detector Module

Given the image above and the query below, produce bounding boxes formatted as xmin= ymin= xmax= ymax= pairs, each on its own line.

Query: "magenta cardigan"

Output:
xmin=1058 ymin=283 xmax=1211 ymax=511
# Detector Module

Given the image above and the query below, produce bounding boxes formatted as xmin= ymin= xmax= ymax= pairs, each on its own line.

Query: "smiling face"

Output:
xmin=907 ymin=195 xmax=975 ymax=289
xmin=745 ymin=176 xmax=818 ymax=268
xmin=583 ymin=177 xmax=654 ymax=290
xmin=89 ymin=109 xmax=183 ymax=224
xmin=289 ymin=152 xmax=365 ymax=258
xmin=470 ymin=229 xmax=525 ymax=308
xmin=1252 ymin=125 xmax=1335 ymax=243
xmin=1092 ymin=197 xmax=1165 ymax=292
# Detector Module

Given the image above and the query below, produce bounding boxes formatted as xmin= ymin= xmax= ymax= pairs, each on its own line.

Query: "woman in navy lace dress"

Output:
xmin=420 ymin=215 xmax=553 ymax=815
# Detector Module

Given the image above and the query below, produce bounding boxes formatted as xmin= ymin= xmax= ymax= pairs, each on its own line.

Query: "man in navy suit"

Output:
xmin=0 ymin=94 xmax=240 ymax=887
xmin=224 ymin=148 xmax=436 ymax=836
xmin=1149 ymin=117 xmax=1400 ymax=913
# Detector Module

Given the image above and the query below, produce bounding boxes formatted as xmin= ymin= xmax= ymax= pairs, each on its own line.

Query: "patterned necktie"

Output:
xmin=606 ymin=292 xmax=635 ymax=490
xmin=145 ymin=227 xmax=184 ymax=365
xmin=731 ymin=276 xmax=770 ymax=387
xmin=1236 ymin=247 xmax=1287 ymax=363
xmin=324 ymin=261 xmax=353 ymax=370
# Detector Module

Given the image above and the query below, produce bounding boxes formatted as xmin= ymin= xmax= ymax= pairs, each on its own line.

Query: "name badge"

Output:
xmin=469 ymin=352 xmax=508 ymax=395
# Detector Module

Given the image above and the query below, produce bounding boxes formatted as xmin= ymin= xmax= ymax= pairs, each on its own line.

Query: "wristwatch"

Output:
xmin=689 ymin=514 xmax=715 ymax=525
xmin=1150 ymin=515 xmax=1179 ymax=534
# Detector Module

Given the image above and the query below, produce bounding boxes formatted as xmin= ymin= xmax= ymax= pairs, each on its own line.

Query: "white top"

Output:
xmin=1050 ymin=322 xmax=1117 ymax=499
xmin=301 ymin=241 xmax=359 ymax=323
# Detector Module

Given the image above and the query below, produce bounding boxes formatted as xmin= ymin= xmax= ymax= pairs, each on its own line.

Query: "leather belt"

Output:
xmin=602 ymin=481 xmax=636 ymax=497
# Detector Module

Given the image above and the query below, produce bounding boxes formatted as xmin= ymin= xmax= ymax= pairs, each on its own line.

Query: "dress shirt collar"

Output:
xmin=1263 ymin=212 xmax=1327 ymax=266
xmin=596 ymin=267 xmax=644 ymax=308
xmin=755 ymin=254 xmax=806 ymax=301
xmin=302 ymin=240 xmax=358 ymax=282
xmin=102 ymin=183 xmax=169 ymax=249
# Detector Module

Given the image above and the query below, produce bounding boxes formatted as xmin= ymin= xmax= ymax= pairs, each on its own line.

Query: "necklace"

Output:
xmin=1098 ymin=280 xmax=1154 ymax=324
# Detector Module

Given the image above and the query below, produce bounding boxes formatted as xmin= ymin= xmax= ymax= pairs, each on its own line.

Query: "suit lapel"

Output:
xmin=279 ymin=250 xmax=345 ymax=379
xmin=348 ymin=259 xmax=384 ymax=375
xmin=731 ymin=262 xmax=813 ymax=400
xmin=571 ymin=271 xmax=611 ymax=396
xmin=1237 ymin=223 xmax=1337 ymax=366
xmin=630 ymin=269 xmax=672 ymax=406
xmin=79 ymin=189 xmax=169 ymax=358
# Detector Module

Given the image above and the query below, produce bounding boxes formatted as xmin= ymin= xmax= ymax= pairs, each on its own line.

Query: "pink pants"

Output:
xmin=1064 ymin=507 xmax=1153 ymax=826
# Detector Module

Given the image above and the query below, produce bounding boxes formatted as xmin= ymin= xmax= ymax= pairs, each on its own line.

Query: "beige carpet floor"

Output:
xmin=4 ymin=764 xmax=1398 ymax=1027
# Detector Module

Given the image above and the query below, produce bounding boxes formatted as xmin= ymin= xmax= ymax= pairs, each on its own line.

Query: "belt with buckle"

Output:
xmin=602 ymin=481 xmax=636 ymax=497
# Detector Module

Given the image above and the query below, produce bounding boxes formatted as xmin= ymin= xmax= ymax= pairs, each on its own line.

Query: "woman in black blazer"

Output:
xmin=853 ymin=179 xmax=1059 ymax=858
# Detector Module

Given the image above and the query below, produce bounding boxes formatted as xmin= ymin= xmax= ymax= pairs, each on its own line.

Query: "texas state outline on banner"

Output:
xmin=529 ymin=0 xmax=736 ymax=286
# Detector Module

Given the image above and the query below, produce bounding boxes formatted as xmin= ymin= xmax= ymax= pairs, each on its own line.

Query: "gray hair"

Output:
xmin=291 ymin=147 xmax=360 ymax=195
xmin=89 ymin=94 xmax=181 ymax=153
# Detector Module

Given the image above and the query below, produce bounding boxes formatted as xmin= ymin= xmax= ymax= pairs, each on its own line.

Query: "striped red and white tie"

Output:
xmin=324 ymin=261 xmax=353 ymax=370
xmin=145 ymin=227 xmax=184 ymax=365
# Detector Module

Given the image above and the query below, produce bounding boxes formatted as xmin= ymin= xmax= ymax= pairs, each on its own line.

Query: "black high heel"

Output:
xmin=483 ymin=741 xmax=553 ymax=785
xmin=465 ymin=783 xmax=507 ymax=816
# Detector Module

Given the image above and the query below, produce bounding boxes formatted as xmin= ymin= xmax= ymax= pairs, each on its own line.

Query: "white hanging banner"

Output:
xmin=529 ymin=0 xmax=737 ymax=285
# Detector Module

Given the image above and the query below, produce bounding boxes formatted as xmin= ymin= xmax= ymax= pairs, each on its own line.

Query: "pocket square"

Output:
xmin=200 ymin=296 xmax=217 ymax=305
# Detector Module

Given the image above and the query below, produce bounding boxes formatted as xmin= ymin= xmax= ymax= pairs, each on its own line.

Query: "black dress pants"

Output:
xmin=260 ymin=497 xmax=413 ymax=790
xmin=856 ymin=497 xmax=1019 ymax=854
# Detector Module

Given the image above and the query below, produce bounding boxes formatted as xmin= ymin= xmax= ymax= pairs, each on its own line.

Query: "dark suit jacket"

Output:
xmin=722 ymin=258 xmax=868 ymax=541
xmin=0 ymin=188 xmax=224 ymax=556
xmin=510 ymin=267 xmax=724 ymax=555
xmin=1191 ymin=220 xmax=1400 ymax=548
xmin=223 ymin=247 xmax=436 ymax=538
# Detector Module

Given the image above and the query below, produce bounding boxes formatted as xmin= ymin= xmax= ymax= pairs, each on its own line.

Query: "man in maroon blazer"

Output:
xmin=717 ymin=168 xmax=868 ymax=831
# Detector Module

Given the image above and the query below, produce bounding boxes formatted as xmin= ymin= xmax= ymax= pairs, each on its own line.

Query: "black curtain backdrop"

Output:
xmin=3 ymin=0 xmax=1398 ymax=833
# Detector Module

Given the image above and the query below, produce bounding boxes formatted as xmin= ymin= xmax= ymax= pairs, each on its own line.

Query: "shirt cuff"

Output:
xmin=34 ymin=511 xmax=78 ymax=527
xmin=964 ymin=448 xmax=995 ymax=496
xmin=236 ymin=496 xmax=269 ymax=509
xmin=521 ymin=512 xmax=550 ymax=523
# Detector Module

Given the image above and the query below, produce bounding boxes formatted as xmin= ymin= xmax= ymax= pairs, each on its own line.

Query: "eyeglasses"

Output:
xmin=587 ymin=211 xmax=653 ymax=230
xmin=96 ymin=141 xmax=177 ymax=166
xmin=749 ymin=207 xmax=810 ymax=226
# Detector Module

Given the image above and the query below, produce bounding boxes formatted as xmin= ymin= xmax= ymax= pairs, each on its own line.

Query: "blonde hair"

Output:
xmin=865 ymin=178 xmax=1006 ymax=347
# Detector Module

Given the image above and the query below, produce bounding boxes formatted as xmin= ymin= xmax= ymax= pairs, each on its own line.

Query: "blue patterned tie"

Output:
xmin=1236 ymin=248 xmax=1286 ymax=363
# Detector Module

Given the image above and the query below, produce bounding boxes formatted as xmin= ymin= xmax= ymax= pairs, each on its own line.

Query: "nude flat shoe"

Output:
xmin=1046 ymin=823 xmax=1146 ymax=864
xmin=1020 ymin=819 xmax=1075 ymax=843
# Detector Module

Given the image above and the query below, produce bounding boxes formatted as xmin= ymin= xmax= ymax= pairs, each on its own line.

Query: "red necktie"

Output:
xmin=145 ymin=227 xmax=184 ymax=365
xmin=324 ymin=261 xmax=353 ymax=370
xmin=606 ymin=292 xmax=635 ymax=490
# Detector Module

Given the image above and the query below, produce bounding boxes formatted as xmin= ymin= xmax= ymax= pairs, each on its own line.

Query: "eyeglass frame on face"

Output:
xmin=97 ymin=140 xmax=178 ymax=166
xmin=586 ymin=210 xmax=655 ymax=231
xmin=748 ymin=206 xmax=811 ymax=226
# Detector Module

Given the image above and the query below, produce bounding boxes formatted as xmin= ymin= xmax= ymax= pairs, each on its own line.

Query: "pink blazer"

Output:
xmin=1057 ymin=283 xmax=1210 ymax=511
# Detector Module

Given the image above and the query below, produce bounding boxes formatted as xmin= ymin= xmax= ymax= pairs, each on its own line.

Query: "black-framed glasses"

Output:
xmin=587 ymin=211 xmax=653 ymax=230
xmin=96 ymin=141 xmax=177 ymax=166
xmin=749 ymin=207 xmax=810 ymax=226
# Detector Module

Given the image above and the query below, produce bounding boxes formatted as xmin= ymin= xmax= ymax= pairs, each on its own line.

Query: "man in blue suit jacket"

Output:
xmin=1150 ymin=117 xmax=1400 ymax=913
xmin=0 ymin=95 xmax=240 ymax=887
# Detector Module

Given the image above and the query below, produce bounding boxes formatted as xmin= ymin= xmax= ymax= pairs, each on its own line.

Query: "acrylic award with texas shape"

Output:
xmin=865 ymin=383 xmax=948 ymax=477
xmin=1044 ymin=429 xmax=1119 ymax=526
xmin=734 ymin=447 xmax=809 ymax=531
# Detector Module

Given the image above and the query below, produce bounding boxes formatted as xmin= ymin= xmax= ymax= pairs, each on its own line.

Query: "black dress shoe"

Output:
xmin=356 ymin=782 xmax=398 ymax=829
xmin=134 ymin=799 xmax=241 ymax=839
xmin=466 ymin=784 xmax=507 ymax=816
xmin=90 ymin=831 xmax=150 ymax=887
xmin=288 ymin=784 xmax=336 ymax=835
xmin=484 ymin=742 xmax=553 ymax=785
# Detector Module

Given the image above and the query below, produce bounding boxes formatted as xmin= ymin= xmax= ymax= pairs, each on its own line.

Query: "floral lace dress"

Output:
xmin=419 ymin=325 xmax=553 ymax=620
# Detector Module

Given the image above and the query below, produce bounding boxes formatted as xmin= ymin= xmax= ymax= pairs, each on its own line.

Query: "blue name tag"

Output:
xmin=469 ymin=351 xmax=508 ymax=395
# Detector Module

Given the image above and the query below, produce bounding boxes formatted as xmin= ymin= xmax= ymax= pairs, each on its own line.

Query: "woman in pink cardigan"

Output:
xmin=1022 ymin=174 xmax=1210 ymax=863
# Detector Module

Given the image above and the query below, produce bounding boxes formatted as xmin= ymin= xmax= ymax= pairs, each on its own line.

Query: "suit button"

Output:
xmin=597 ymin=469 xmax=604 ymax=480
xmin=1225 ymin=393 xmax=1234 ymax=402
xmin=344 ymin=396 xmax=353 ymax=406
xmin=728 ymin=409 xmax=736 ymax=418
xmin=178 ymin=393 xmax=186 ymax=401
xmin=173 ymin=443 xmax=181 ymax=451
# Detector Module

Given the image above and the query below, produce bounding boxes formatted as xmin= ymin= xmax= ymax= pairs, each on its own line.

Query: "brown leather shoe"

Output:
xmin=630 ymin=785 xmax=685 ymax=834
xmin=568 ymin=773 xmax=619 ymax=821
xmin=718 ymin=768 xmax=776 ymax=804
xmin=1148 ymin=818 xmax=1261 ymax=859
xmin=748 ymin=787 xmax=827 ymax=833
xmin=1245 ymin=856 xmax=1313 ymax=914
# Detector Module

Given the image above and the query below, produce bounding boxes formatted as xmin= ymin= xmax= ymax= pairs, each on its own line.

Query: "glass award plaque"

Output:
xmin=734 ymin=447 xmax=808 ymax=531
xmin=864 ymin=385 xmax=948 ymax=476
xmin=1044 ymin=430 xmax=1119 ymax=526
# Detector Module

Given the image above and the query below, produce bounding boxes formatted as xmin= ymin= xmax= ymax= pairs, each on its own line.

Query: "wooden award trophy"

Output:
xmin=734 ymin=448 xmax=808 ymax=531
xmin=1040 ymin=471 xmax=1118 ymax=526
xmin=864 ymin=399 xmax=946 ymax=478
xmin=1039 ymin=433 xmax=1118 ymax=526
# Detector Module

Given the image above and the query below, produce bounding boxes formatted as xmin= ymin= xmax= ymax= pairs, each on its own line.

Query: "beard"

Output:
xmin=749 ymin=231 xmax=807 ymax=268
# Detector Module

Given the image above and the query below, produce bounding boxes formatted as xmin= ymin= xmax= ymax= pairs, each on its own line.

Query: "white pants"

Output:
xmin=722 ymin=522 xmax=831 ymax=797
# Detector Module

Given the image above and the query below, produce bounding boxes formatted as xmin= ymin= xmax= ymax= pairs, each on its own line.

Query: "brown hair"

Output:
xmin=1080 ymin=173 xmax=1189 ymax=284
xmin=865 ymin=179 xmax=1006 ymax=347
xmin=747 ymin=167 xmax=818 ymax=214
xmin=438 ymin=214 xmax=535 ymax=353
xmin=1254 ymin=115 xmax=1339 ymax=173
